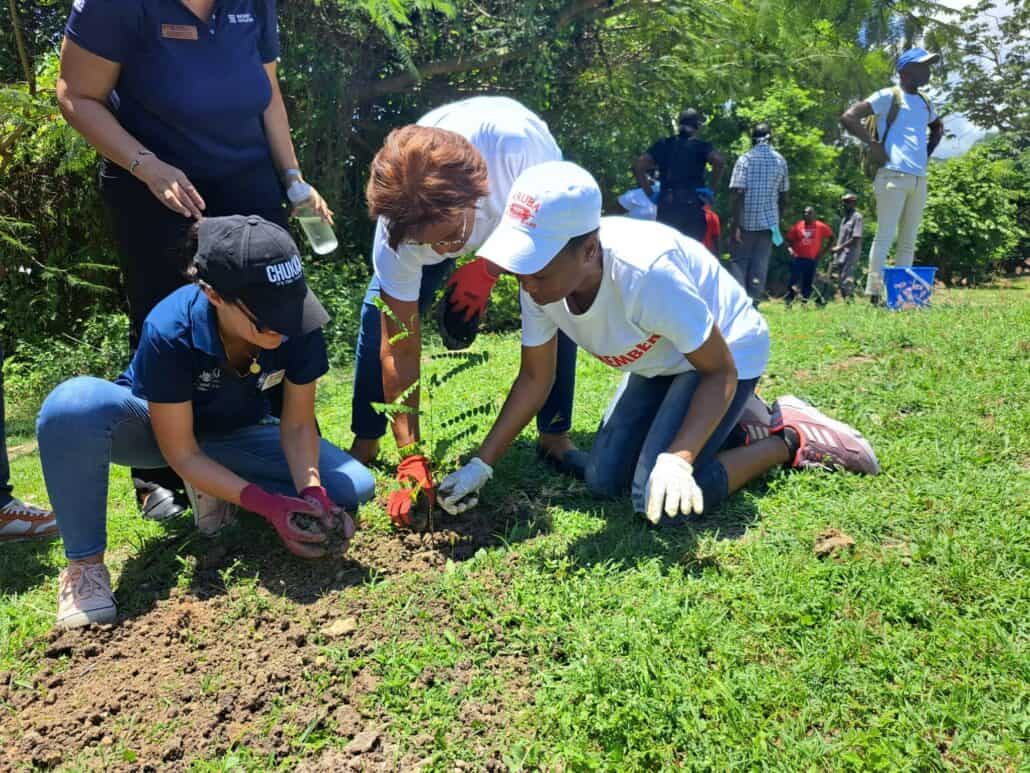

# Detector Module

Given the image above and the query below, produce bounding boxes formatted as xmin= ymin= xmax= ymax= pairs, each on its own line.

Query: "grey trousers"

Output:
xmin=728 ymin=229 xmax=772 ymax=300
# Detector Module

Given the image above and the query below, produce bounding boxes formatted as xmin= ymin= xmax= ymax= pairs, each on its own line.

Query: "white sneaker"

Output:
xmin=185 ymin=482 xmax=238 ymax=536
xmin=56 ymin=563 xmax=117 ymax=629
xmin=0 ymin=498 xmax=58 ymax=541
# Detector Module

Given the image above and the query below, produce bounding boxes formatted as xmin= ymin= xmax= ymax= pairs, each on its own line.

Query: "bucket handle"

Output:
xmin=902 ymin=267 xmax=934 ymax=292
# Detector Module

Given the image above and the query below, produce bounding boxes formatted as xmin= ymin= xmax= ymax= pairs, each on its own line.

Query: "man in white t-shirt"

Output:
xmin=437 ymin=162 xmax=880 ymax=524
xmin=351 ymin=97 xmax=585 ymax=529
xmin=841 ymin=48 xmax=944 ymax=303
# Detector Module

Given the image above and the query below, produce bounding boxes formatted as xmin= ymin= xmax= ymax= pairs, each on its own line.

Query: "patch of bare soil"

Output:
xmin=813 ymin=528 xmax=856 ymax=559
xmin=0 ymin=497 xmax=545 ymax=770
xmin=830 ymin=354 xmax=877 ymax=372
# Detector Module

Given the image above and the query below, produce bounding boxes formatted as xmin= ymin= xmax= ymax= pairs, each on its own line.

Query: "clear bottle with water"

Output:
xmin=287 ymin=181 xmax=338 ymax=255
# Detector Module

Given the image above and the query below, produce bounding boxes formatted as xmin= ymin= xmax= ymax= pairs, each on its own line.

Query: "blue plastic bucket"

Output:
xmin=883 ymin=266 xmax=937 ymax=309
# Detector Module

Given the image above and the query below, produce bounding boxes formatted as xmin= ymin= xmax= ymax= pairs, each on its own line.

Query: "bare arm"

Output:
xmin=278 ymin=378 xmax=322 ymax=493
xmin=729 ymin=188 xmax=744 ymax=242
xmin=262 ymin=62 xmax=300 ymax=183
xmin=380 ymin=291 xmax=422 ymax=451
xmin=149 ymin=402 xmax=252 ymax=503
xmin=928 ymin=118 xmax=944 ymax=156
xmin=707 ymin=150 xmax=725 ymax=189
xmin=633 ymin=153 xmax=657 ymax=199
xmin=840 ymin=100 xmax=875 ymax=143
xmin=262 ymin=62 xmax=333 ymax=222
xmin=665 ymin=326 xmax=738 ymax=463
xmin=476 ymin=338 xmax=558 ymax=466
xmin=57 ymin=38 xmax=205 ymax=219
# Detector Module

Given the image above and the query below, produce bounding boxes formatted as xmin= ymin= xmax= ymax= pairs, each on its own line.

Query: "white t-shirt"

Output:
xmin=520 ymin=217 xmax=770 ymax=380
xmin=867 ymin=87 xmax=938 ymax=177
xmin=372 ymin=97 xmax=562 ymax=301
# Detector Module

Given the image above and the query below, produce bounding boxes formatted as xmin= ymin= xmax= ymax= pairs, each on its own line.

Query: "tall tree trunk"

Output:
xmin=7 ymin=0 xmax=35 ymax=95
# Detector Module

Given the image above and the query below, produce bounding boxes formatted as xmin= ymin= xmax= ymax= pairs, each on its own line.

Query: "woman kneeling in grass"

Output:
xmin=37 ymin=216 xmax=374 ymax=629
xmin=438 ymin=162 xmax=879 ymax=521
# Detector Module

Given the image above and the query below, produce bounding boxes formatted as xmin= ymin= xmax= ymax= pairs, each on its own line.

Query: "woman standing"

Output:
xmin=37 ymin=216 xmax=373 ymax=629
xmin=57 ymin=0 xmax=331 ymax=520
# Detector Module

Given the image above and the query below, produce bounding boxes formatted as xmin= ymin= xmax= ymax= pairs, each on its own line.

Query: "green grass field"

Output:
xmin=2 ymin=283 xmax=1028 ymax=770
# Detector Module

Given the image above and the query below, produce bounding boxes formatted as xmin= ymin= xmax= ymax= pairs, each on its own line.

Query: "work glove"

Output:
xmin=387 ymin=454 xmax=436 ymax=529
xmin=644 ymin=453 xmax=704 ymax=525
xmin=299 ymin=485 xmax=357 ymax=554
xmin=240 ymin=484 xmax=328 ymax=558
xmin=438 ymin=457 xmax=494 ymax=515
xmin=445 ymin=258 xmax=498 ymax=322
xmin=695 ymin=186 xmax=715 ymax=205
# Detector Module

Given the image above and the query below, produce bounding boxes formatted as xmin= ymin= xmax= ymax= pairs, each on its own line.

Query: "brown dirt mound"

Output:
xmin=0 ymin=497 xmax=546 ymax=769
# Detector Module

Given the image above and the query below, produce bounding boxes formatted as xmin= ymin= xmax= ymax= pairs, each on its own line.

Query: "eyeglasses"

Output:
xmin=401 ymin=209 xmax=473 ymax=251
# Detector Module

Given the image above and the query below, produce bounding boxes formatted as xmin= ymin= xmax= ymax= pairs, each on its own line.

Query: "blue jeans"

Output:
xmin=585 ymin=371 xmax=759 ymax=518
xmin=351 ymin=266 xmax=578 ymax=439
xmin=0 ymin=344 xmax=11 ymax=507
xmin=36 ymin=377 xmax=375 ymax=560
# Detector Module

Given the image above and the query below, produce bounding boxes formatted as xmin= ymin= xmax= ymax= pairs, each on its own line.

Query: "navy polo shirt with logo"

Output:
xmin=117 ymin=286 xmax=329 ymax=434
xmin=65 ymin=0 xmax=280 ymax=179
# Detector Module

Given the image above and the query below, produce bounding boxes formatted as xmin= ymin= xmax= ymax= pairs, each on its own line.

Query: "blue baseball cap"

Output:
xmin=897 ymin=47 xmax=940 ymax=72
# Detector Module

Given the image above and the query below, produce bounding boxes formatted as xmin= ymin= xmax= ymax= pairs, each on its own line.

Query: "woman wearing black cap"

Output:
xmin=36 ymin=216 xmax=373 ymax=630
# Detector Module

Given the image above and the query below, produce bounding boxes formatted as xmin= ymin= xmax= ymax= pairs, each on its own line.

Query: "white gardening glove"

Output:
xmin=644 ymin=453 xmax=704 ymax=524
xmin=438 ymin=457 xmax=493 ymax=515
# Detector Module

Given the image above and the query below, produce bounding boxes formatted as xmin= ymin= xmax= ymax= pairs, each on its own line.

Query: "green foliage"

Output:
xmin=2 ymin=313 xmax=129 ymax=418
xmin=917 ymin=139 xmax=1025 ymax=284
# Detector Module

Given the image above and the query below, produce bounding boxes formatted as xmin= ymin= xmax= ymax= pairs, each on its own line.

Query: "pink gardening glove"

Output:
xmin=240 ymin=484 xmax=327 ymax=558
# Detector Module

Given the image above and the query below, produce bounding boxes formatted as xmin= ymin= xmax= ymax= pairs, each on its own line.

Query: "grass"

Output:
xmin=2 ymin=282 xmax=1029 ymax=770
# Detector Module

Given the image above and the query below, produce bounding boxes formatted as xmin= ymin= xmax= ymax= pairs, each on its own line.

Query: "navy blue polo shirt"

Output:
xmin=117 ymin=286 xmax=329 ymax=434
xmin=66 ymin=0 xmax=280 ymax=179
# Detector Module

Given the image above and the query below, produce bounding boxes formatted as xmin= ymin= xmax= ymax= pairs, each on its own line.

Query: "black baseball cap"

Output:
xmin=194 ymin=215 xmax=329 ymax=337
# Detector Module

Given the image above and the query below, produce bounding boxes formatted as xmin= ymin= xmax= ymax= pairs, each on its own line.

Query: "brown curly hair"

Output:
xmin=366 ymin=125 xmax=489 ymax=250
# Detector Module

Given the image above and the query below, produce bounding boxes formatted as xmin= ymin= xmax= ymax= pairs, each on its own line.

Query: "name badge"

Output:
xmin=161 ymin=24 xmax=199 ymax=40
xmin=258 ymin=369 xmax=286 ymax=391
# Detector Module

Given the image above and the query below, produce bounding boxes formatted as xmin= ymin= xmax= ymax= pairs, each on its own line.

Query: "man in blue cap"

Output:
xmin=840 ymin=48 xmax=944 ymax=304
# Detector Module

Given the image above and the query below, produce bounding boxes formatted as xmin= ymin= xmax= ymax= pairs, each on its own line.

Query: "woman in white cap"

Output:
xmin=438 ymin=162 xmax=879 ymax=523
xmin=36 ymin=216 xmax=374 ymax=629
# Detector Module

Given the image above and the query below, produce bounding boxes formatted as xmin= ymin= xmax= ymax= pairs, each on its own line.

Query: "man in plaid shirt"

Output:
xmin=728 ymin=123 xmax=789 ymax=304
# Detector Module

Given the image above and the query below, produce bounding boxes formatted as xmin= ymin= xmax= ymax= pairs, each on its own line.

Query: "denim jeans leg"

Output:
xmin=630 ymin=374 xmax=759 ymax=517
xmin=584 ymin=374 xmax=672 ymax=499
xmin=199 ymin=425 xmax=375 ymax=510
xmin=350 ymin=261 xmax=453 ymax=440
xmin=536 ymin=331 xmax=577 ymax=435
xmin=36 ymin=377 xmax=167 ymax=559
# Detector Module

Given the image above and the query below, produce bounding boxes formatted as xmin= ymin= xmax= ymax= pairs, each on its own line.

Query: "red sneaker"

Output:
xmin=772 ymin=396 xmax=880 ymax=475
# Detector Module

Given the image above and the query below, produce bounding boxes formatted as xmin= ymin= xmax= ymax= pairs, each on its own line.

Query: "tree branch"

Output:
xmin=7 ymin=0 xmax=35 ymax=95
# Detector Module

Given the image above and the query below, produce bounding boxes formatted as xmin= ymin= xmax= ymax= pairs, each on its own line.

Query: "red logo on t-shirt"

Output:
xmin=508 ymin=192 xmax=540 ymax=227
xmin=593 ymin=334 xmax=662 ymax=368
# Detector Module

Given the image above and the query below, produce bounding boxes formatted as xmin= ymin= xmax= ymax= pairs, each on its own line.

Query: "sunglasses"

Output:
xmin=401 ymin=209 xmax=473 ymax=251
xmin=235 ymin=300 xmax=278 ymax=335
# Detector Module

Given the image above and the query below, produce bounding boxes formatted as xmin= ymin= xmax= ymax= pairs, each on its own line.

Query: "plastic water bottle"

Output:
xmin=287 ymin=181 xmax=337 ymax=255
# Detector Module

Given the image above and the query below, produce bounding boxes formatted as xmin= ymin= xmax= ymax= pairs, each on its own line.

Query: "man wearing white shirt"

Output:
xmin=351 ymin=98 xmax=584 ymax=528
xmin=438 ymin=162 xmax=880 ymax=525
xmin=841 ymin=48 xmax=944 ymax=303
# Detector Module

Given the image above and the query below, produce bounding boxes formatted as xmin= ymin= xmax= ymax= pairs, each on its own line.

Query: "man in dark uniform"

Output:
xmin=633 ymin=108 xmax=724 ymax=243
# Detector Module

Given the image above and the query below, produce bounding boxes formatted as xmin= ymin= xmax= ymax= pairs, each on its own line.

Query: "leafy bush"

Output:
xmin=3 ymin=313 xmax=129 ymax=418
xmin=917 ymin=139 xmax=1025 ymax=284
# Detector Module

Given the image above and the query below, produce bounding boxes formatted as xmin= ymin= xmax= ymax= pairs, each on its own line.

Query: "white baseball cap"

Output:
xmin=479 ymin=161 xmax=602 ymax=275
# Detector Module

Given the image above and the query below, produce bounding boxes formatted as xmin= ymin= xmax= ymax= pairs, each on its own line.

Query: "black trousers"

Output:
xmin=657 ymin=190 xmax=707 ymax=243
xmin=785 ymin=258 xmax=818 ymax=302
xmin=99 ymin=158 xmax=287 ymax=493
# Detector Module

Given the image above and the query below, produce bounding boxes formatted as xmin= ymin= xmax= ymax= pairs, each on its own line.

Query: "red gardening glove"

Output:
xmin=300 ymin=485 xmax=357 ymax=552
xmin=446 ymin=258 xmax=498 ymax=322
xmin=387 ymin=454 xmax=436 ymax=529
xmin=240 ymin=484 xmax=327 ymax=558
